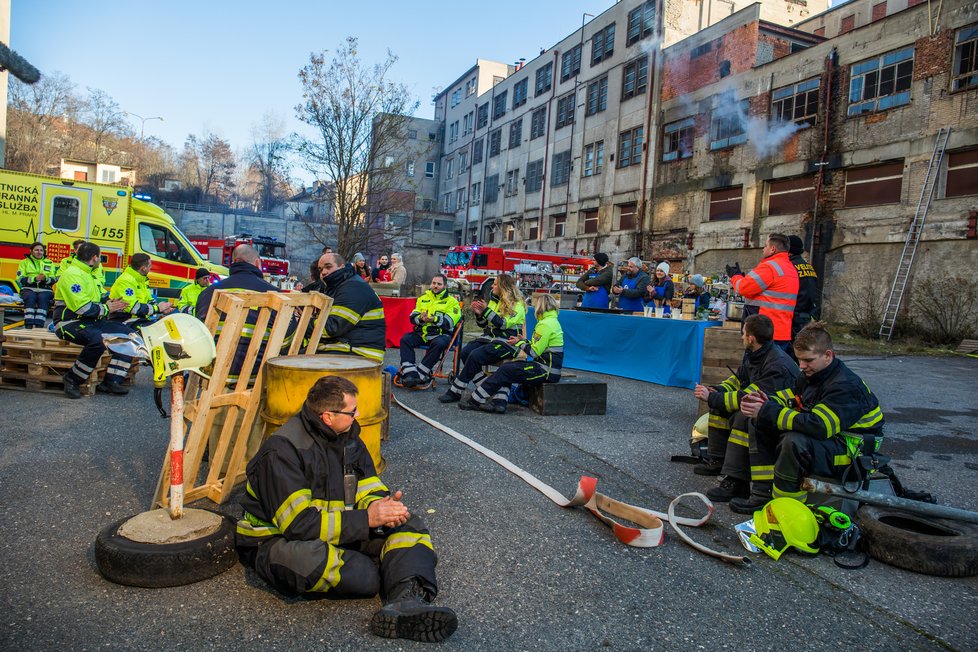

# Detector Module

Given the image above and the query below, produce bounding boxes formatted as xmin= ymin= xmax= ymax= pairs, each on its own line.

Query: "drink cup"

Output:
xmin=654 ymin=306 xmax=664 ymax=318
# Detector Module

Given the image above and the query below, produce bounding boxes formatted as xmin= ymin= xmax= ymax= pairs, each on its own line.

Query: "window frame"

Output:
xmin=556 ymin=93 xmax=576 ymax=129
xmin=472 ymin=139 xmax=484 ymax=165
xmin=582 ymin=208 xmax=599 ymax=234
xmin=477 ymin=103 xmax=489 ymax=129
xmin=618 ymin=202 xmax=637 ymax=230
xmin=425 ymin=161 xmax=436 ymax=178
xmin=551 ymin=150 xmax=571 ymax=187
xmin=526 ymin=159 xmax=544 ymax=193
xmin=536 ymin=62 xmax=553 ymax=96
xmin=471 ymin=181 xmax=482 ymax=206
xmin=591 ymin=23 xmax=616 ymax=66
xmin=709 ymin=186 xmax=743 ymax=222
xmin=509 ymin=118 xmax=523 ymax=149
xmin=848 ymin=47 xmax=915 ymax=117
xmin=844 ymin=162 xmax=904 ymax=207
xmin=512 ymin=78 xmax=529 ymax=108
xmin=952 ymin=24 xmax=978 ymax=92
xmin=560 ymin=44 xmax=582 ymax=82
xmin=484 ymin=174 xmax=500 ymax=204
xmin=489 ymin=128 xmax=502 ymax=158
xmin=621 ymin=55 xmax=649 ymax=100
xmin=710 ymin=101 xmax=748 ymax=150
xmin=617 ymin=126 xmax=643 ymax=169
xmin=586 ymin=76 xmax=609 ymax=116
xmin=772 ymin=78 xmax=820 ymax=126
xmin=662 ymin=117 xmax=694 ymax=162
xmin=583 ymin=141 xmax=604 ymax=177
xmin=552 ymin=213 xmax=567 ymax=237
xmin=493 ymin=91 xmax=508 ymax=120
xmin=530 ymin=107 xmax=547 ymax=140
xmin=626 ymin=1 xmax=655 ymax=46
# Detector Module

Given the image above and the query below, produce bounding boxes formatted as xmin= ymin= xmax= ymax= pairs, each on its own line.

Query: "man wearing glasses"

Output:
xmin=236 ymin=376 xmax=457 ymax=642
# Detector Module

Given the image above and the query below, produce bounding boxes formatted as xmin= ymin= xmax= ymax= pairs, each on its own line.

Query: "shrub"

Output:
xmin=836 ymin=279 xmax=888 ymax=339
xmin=910 ymin=276 xmax=978 ymax=345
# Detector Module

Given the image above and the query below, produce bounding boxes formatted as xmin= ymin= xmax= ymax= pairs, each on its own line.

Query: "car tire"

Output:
xmin=95 ymin=512 xmax=238 ymax=588
xmin=856 ymin=504 xmax=978 ymax=578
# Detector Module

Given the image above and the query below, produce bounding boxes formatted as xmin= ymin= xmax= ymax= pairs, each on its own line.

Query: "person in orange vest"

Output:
xmin=726 ymin=233 xmax=799 ymax=351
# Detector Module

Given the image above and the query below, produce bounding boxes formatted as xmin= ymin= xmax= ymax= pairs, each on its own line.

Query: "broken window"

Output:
xmin=772 ymin=78 xmax=820 ymax=126
xmin=663 ymin=117 xmax=694 ymax=161
xmin=952 ymin=24 xmax=978 ymax=92
xmin=848 ymin=47 xmax=914 ymax=116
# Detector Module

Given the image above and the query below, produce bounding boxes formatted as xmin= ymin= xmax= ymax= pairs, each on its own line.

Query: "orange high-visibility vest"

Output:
xmin=732 ymin=251 xmax=799 ymax=341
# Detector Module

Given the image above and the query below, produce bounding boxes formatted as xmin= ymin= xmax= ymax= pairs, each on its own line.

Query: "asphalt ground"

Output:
xmin=1 ymin=350 xmax=976 ymax=651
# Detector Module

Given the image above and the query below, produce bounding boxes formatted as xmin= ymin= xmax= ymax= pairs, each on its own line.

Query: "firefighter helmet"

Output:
xmin=749 ymin=497 xmax=821 ymax=560
xmin=139 ymin=313 xmax=216 ymax=381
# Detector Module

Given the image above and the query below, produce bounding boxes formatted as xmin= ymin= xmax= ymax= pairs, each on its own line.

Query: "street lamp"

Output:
xmin=124 ymin=111 xmax=164 ymax=140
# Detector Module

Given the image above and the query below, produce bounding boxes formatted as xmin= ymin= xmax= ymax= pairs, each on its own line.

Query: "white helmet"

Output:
xmin=139 ymin=313 xmax=216 ymax=381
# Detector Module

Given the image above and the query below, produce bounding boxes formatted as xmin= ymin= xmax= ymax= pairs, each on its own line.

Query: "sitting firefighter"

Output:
xmin=398 ymin=274 xmax=461 ymax=388
xmin=734 ymin=321 xmax=885 ymax=514
xmin=176 ymin=267 xmax=212 ymax=315
xmin=17 ymin=242 xmax=58 ymax=329
xmin=439 ymin=274 xmax=525 ymax=403
xmin=109 ymin=253 xmax=174 ymax=328
xmin=460 ymin=292 xmax=562 ymax=414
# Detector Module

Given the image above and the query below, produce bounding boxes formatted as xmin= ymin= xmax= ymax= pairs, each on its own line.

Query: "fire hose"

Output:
xmin=392 ymin=395 xmax=749 ymax=566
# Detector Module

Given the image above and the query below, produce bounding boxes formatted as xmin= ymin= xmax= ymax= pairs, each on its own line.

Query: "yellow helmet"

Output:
xmin=749 ymin=498 xmax=820 ymax=560
xmin=690 ymin=413 xmax=709 ymax=457
xmin=139 ymin=313 xmax=216 ymax=382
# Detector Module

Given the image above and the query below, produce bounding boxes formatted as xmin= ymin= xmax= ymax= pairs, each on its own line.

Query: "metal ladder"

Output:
xmin=879 ymin=127 xmax=951 ymax=340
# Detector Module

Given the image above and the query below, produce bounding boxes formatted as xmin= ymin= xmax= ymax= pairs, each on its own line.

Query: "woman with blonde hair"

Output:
xmin=459 ymin=292 xmax=563 ymax=414
xmin=439 ymin=274 xmax=526 ymax=403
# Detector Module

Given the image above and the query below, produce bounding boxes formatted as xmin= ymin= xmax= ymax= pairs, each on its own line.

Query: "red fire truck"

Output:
xmin=189 ymin=234 xmax=290 ymax=277
xmin=441 ymin=245 xmax=592 ymax=293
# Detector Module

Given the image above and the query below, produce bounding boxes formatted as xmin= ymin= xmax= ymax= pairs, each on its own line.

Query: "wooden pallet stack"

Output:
xmin=698 ymin=322 xmax=746 ymax=415
xmin=0 ymin=327 xmax=138 ymax=396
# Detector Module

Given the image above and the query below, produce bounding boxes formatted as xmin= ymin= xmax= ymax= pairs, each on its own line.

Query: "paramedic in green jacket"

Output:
xmin=460 ymin=292 xmax=563 ymax=414
xmin=52 ymin=242 xmax=134 ymax=398
xmin=59 ymin=239 xmax=107 ymax=299
xmin=177 ymin=267 xmax=212 ymax=315
xmin=109 ymin=253 xmax=174 ymax=328
xmin=17 ymin=242 xmax=57 ymax=328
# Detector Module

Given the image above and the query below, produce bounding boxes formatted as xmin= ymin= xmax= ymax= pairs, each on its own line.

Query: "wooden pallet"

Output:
xmin=698 ymin=324 xmax=746 ymax=415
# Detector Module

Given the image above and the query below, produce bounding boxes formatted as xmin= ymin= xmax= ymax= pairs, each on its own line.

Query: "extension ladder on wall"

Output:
xmin=879 ymin=127 xmax=951 ymax=340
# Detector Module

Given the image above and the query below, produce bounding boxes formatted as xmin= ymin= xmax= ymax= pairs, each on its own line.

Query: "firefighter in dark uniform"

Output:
xmin=398 ymin=274 xmax=461 ymax=387
xmin=734 ymin=321 xmax=885 ymax=513
xmin=692 ymin=314 xmax=799 ymax=502
xmin=53 ymin=242 xmax=134 ymax=398
xmin=236 ymin=376 xmax=457 ymax=643
xmin=315 ymin=253 xmax=386 ymax=363
xmin=788 ymin=235 xmax=818 ymax=341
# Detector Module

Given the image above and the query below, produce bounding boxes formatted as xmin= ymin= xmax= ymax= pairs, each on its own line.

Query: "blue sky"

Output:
xmin=12 ymin=0 xmax=607 ymax=161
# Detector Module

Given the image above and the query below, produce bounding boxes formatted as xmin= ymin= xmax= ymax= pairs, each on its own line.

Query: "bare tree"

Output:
xmin=83 ymin=88 xmax=129 ymax=163
xmin=293 ymin=37 xmax=420 ymax=259
xmin=180 ymin=132 xmax=236 ymax=203
xmin=5 ymin=71 xmax=81 ymax=174
xmin=247 ymin=112 xmax=292 ymax=212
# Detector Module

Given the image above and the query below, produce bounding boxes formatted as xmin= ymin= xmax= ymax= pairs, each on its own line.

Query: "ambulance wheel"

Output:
xmin=856 ymin=505 xmax=978 ymax=578
xmin=94 ymin=511 xmax=238 ymax=588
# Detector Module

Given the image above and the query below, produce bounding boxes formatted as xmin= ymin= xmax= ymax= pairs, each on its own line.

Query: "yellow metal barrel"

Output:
xmin=262 ymin=355 xmax=386 ymax=472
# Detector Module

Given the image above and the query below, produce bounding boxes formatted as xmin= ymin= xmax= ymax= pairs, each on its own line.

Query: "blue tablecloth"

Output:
xmin=527 ymin=310 xmax=721 ymax=389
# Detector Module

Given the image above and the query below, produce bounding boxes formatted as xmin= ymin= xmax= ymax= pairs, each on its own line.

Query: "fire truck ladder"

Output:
xmin=879 ymin=127 xmax=951 ymax=340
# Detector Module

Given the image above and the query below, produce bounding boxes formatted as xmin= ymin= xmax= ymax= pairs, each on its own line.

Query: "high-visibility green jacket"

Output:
xmin=53 ymin=258 xmax=107 ymax=323
xmin=17 ymin=255 xmax=58 ymax=290
xmin=515 ymin=310 xmax=564 ymax=373
xmin=58 ymin=254 xmax=105 ymax=293
xmin=109 ymin=266 xmax=160 ymax=321
xmin=177 ymin=281 xmax=205 ymax=314
xmin=410 ymin=289 xmax=461 ymax=341
xmin=476 ymin=294 xmax=525 ymax=339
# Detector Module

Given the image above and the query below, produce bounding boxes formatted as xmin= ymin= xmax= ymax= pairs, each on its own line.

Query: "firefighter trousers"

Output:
xmin=241 ymin=515 xmax=438 ymax=599
xmin=399 ymin=332 xmax=450 ymax=379
xmin=750 ymin=426 xmax=851 ymax=501
xmin=57 ymin=320 xmax=135 ymax=385
xmin=449 ymin=339 xmax=519 ymax=395
xmin=20 ymin=288 xmax=52 ymax=328
xmin=706 ymin=408 xmax=751 ymax=482
xmin=473 ymin=359 xmax=557 ymax=405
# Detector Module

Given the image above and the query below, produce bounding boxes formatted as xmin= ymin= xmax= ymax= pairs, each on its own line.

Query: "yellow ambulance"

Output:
xmin=0 ymin=170 xmax=227 ymax=298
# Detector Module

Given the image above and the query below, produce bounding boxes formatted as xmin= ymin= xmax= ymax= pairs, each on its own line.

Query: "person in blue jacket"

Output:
xmin=575 ymin=253 xmax=613 ymax=309
xmin=612 ymin=257 xmax=650 ymax=313
xmin=646 ymin=261 xmax=675 ymax=316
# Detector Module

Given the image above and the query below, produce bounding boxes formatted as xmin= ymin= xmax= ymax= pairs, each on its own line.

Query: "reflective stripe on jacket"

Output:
xmin=476 ymin=294 xmax=525 ymax=339
xmin=732 ymin=251 xmax=799 ymax=341
xmin=17 ymin=255 xmax=57 ymax=290
xmin=318 ymin=265 xmax=386 ymax=362
xmin=410 ymin=289 xmax=461 ymax=341
xmin=109 ymin=266 xmax=158 ymax=320
xmin=53 ymin=258 xmax=107 ymax=323
xmin=707 ymin=341 xmax=800 ymax=414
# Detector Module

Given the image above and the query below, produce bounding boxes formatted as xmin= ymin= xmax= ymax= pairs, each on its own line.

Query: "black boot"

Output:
xmin=706 ymin=476 xmax=750 ymax=502
xmin=693 ymin=460 xmax=722 ymax=476
xmin=729 ymin=494 xmax=770 ymax=515
xmin=458 ymin=397 xmax=482 ymax=411
xmin=96 ymin=381 xmax=130 ymax=395
xmin=438 ymin=390 xmax=461 ymax=403
xmin=370 ymin=578 xmax=458 ymax=643
xmin=64 ymin=377 xmax=82 ymax=399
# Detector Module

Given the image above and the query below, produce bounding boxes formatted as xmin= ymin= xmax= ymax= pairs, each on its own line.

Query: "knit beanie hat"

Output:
xmin=788 ymin=235 xmax=804 ymax=256
xmin=594 ymin=253 xmax=609 ymax=266
xmin=656 ymin=261 xmax=670 ymax=275
xmin=689 ymin=274 xmax=705 ymax=288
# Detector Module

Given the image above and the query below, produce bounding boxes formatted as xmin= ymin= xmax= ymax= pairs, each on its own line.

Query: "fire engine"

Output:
xmin=190 ymin=233 xmax=289 ymax=278
xmin=441 ymin=245 xmax=592 ymax=293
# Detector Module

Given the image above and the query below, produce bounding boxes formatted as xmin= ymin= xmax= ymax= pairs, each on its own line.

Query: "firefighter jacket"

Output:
xmin=516 ymin=310 xmax=564 ymax=376
xmin=707 ymin=341 xmax=800 ymax=414
xmin=176 ymin=281 xmax=205 ymax=314
xmin=731 ymin=251 xmax=799 ymax=341
xmin=757 ymin=357 xmax=884 ymax=455
xmin=109 ymin=266 xmax=160 ymax=323
xmin=789 ymin=252 xmax=818 ymax=316
xmin=236 ymin=403 xmax=391 ymax=553
xmin=318 ymin=265 xmax=386 ymax=362
xmin=410 ymin=289 xmax=461 ymax=342
xmin=476 ymin=293 xmax=526 ymax=339
xmin=195 ymin=261 xmax=297 ymax=382
xmin=17 ymin=254 xmax=57 ymax=290
xmin=53 ymin=258 xmax=108 ymax=325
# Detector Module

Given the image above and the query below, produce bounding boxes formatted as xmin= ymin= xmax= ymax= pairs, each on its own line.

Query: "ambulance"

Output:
xmin=0 ymin=170 xmax=227 ymax=299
